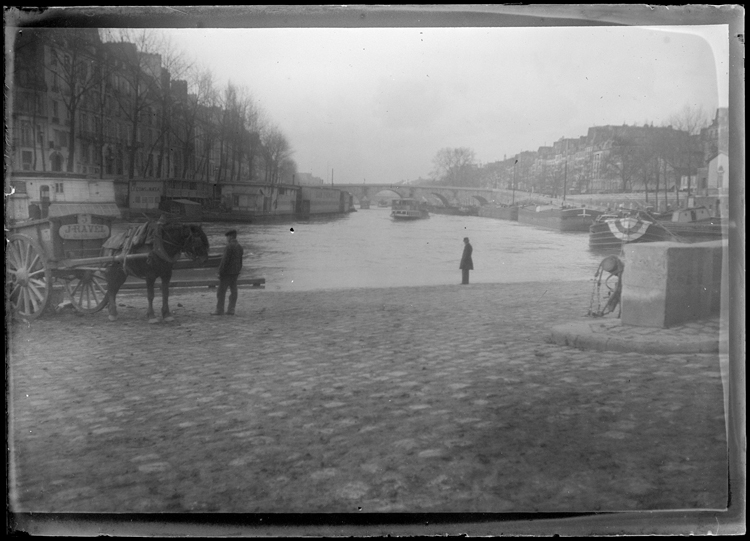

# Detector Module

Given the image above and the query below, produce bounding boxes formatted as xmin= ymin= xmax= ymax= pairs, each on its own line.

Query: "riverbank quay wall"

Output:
xmin=117 ymin=183 xmax=353 ymax=223
xmin=478 ymin=205 xmax=518 ymax=221
xmin=621 ymin=240 xmax=726 ymax=328
xmin=298 ymin=185 xmax=352 ymax=216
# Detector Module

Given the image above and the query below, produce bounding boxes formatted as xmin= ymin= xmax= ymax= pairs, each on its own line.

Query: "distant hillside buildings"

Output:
xmin=483 ymin=109 xmax=728 ymax=201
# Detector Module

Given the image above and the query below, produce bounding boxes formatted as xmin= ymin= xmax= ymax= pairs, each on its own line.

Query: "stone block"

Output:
xmin=621 ymin=241 xmax=725 ymax=328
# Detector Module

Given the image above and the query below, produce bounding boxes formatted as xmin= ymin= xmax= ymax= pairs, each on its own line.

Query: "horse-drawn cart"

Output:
xmin=7 ymin=203 xmax=140 ymax=320
xmin=8 ymin=203 xmax=212 ymax=323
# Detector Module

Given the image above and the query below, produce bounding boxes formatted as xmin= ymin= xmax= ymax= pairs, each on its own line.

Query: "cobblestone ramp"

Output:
xmin=8 ymin=281 xmax=727 ymax=513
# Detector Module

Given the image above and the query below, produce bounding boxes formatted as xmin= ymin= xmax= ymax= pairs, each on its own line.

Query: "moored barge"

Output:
xmin=517 ymin=205 xmax=603 ymax=232
xmin=589 ymin=206 xmax=726 ymax=249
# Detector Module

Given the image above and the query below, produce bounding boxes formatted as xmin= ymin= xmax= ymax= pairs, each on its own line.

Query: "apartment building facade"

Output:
xmin=9 ymin=28 xmax=259 ymax=212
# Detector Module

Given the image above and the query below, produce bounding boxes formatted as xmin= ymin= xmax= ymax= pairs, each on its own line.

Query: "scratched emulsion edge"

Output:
xmin=5 ymin=3 xmax=746 ymax=537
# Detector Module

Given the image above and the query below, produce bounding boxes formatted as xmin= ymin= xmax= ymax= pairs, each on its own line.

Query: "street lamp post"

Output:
xmin=512 ymin=156 xmax=517 ymax=205
xmin=563 ymin=141 xmax=568 ymax=202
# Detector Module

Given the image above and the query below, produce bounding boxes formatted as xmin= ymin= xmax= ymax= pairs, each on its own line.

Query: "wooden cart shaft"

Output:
xmin=57 ymin=252 xmax=151 ymax=269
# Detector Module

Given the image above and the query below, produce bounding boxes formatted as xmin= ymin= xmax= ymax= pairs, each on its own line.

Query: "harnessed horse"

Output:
xmin=105 ymin=223 xmax=209 ymax=323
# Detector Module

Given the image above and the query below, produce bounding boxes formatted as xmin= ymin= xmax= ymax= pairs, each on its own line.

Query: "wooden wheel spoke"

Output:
xmin=27 ymin=281 xmax=47 ymax=303
xmin=86 ymin=281 xmax=103 ymax=303
xmin=23 ymin=242 xmax=35 ymax=266
xmin=85 ymin=287 xmax=99 ymax=306
xmin=10 ymin=282 xmax=22 ymax=298
xmin=28 ymin=279 xmax=49 ymax=293
xmin=28 ymin=253 xmax=42 ymax=271
xmin=11 ymin=246 xmax=26 ymax=270
xmin=69 ymin=279 xmax=83 ymax=298
xmin=80 ymin=285 xmax=91 ymax=310
xmin=8 ymin=235 xmax=50 ymax=319
xmin=64 ymin=268 xmax=108 ymax=314
xmin=92 ymin=277 xmax=107 ymax=296
xmin=22 ymin=289 xmax=33 ymax=314
xmin=27 ymin=267 xmax=48 ymax=279
xmin=8 ymin=244 xmax=23 ymax=268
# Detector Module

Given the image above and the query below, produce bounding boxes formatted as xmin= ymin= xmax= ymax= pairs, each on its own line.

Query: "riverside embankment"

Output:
xmin=9 ymin=281 xmax=727 ymax=515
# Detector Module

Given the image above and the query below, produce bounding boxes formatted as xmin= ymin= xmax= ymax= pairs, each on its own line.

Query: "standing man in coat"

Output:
xmin=212 ymin=229 xmax=244 ymax=316
xmin=460 ymin=237 xmax=473 ymax=285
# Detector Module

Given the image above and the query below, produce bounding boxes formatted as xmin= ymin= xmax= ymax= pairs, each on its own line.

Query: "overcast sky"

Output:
xmin=160 ymin=23 xmax=728 ymax=184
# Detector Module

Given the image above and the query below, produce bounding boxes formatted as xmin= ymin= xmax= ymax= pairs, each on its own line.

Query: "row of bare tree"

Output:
xmin=14 ymin=28 xmax=296 ymax=185
xmin=424 ymin=105 xmax=713 ymax=202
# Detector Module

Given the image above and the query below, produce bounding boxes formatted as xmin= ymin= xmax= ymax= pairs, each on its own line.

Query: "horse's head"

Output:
xmin=183 ymin=225 xmax=210 ymax=263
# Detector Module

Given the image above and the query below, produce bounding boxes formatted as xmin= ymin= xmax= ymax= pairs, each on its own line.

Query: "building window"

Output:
xmin=51 ymin=153 xmax=63 ymax=172
xmin=55 ymin=183 xmax=64 ymax=194
xmin=21 ymin=150 xmax=32 ymax=170
xmin=52 ymin=100 xmax=59 ymax=122
xmin=20 ymin=123 xmax=33 ymax=146
xmin=54 ymin=129 xmax=68 ymax=148
xmin=105 ymin=148 xmax=114 ymax=175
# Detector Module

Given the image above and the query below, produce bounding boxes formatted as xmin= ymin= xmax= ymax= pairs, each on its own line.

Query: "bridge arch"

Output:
xmin=334 ymin=183 xmax=497 ymax=207
xmin=430 ymin=192 xmax=451 ymax=206
xmin=372 ymin=188 xmax=406 ymax=200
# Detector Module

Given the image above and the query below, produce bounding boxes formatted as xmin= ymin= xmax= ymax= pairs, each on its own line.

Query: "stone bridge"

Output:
xmin=334 ymin=184 xmax=519 ymax=207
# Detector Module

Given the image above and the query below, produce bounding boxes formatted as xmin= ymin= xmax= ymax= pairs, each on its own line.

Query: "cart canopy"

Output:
xmin=48 ymin=203 xmax=122 ymax=219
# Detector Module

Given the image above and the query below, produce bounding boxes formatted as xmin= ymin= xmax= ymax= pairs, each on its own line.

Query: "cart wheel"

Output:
xmin=6 ymin=234 xmax=51 ymax=320
xmin=62 ymin=268 xmax=110 ymax=314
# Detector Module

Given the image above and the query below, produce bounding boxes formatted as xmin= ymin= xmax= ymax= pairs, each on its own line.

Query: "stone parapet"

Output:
xmin=621 ymin=240 xmax=725 ymax=328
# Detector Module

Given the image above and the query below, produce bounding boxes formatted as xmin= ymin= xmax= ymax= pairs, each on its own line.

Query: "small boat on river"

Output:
xmin=517 ymin=205 xmax=603 ymax=232
xmin=391 ymin=198 xmax=430 ymax=220
xmin=588 ymin=206 xmax=725 ymax=249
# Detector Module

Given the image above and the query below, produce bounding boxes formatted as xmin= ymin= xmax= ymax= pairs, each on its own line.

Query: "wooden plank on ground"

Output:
xmin=119 ymin=278 xmax=265 ymax=290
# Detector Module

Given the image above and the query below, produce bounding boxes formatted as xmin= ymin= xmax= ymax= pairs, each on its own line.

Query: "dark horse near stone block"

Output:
xmin=104 ymin=222 xmax=209 ymax=323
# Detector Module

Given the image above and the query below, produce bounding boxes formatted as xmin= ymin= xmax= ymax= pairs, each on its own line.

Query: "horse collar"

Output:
xmin=151 ymin=225 xmax=181 ymax=263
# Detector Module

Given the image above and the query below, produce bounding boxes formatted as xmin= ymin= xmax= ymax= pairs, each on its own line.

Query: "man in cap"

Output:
xmin=212 ymin=229 xmax=244 ymax=316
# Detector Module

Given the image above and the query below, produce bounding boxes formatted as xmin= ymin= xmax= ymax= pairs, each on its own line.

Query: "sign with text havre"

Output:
xmin=58 ymin=214 xmax=110 ymax=240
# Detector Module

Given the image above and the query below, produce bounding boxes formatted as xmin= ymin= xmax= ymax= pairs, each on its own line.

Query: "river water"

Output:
xmin=198 ymin=207 xmax=610 ymax=292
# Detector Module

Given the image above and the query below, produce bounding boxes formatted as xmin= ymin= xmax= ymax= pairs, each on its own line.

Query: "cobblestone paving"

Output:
xmin=8 ymin=281 xmax=727 ymax=513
